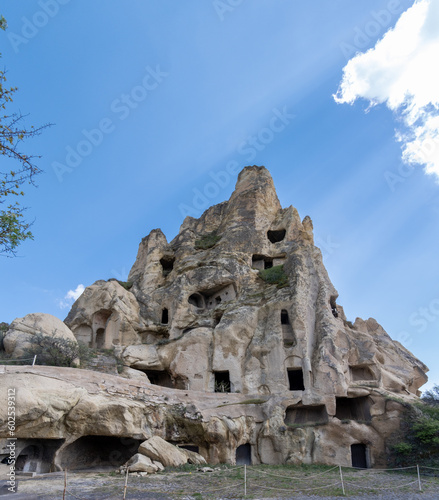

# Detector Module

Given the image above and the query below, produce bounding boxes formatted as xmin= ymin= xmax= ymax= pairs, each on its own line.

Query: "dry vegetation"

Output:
xmin=13 ymin=464 xmax=439 ymax=500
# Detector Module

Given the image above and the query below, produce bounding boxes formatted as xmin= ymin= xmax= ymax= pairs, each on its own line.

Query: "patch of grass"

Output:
xmin=117 ymin=280 xmax=133 ymax=290
xmin=258 ymin=265 xmax=288 ymax=287
xmin=195 ymin=230 xmax=221 ymax=250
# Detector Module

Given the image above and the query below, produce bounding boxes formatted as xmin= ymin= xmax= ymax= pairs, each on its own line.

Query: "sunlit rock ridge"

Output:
xmin=0 ymin=165 xmax=428 ymax=471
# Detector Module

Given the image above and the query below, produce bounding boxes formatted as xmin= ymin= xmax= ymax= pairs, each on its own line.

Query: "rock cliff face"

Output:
xmin=0 ymin=166 xmax=429 ymax=471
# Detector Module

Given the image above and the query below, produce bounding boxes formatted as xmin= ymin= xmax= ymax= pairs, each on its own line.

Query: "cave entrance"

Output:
xmin=96 ymin=328 xmax=105 ymax=349
xmin=214 ymin=371 xmax=231 ymax=393
xmin=264 ymin=258 xmax=273 ymax=269
xmin=179 ymin=445 xmax=199 ymax=453
xmin=351 ymin=443 xmax=368 ymax=468
xmin=161 ymin=308 xmax=169 ymax=324
xmin=92 ymin=309 xmax=111 ymax=349
xmin=281 ymin=310 xmax=290 ymax=325
xmin=160 ymin=256 xmax=175 ymax=277
xmin=284 ymin=405 xmax=328 ymax=425
xmin=252 ymin=255 xmax=273 ymax=270
xmin=267 ymin=229 xmax=286 ymax=243
xmin=335 ymin=397 xmax=371 ymax=422
xmin=11 ymin=439 xmax=64 ymax=474
xmin=287 ymin=368 xmax=305 ymax=391
xmin=58 ymin=436 xmax=142 ymax=471
xmin=188 ymin=293 xmax=204 ymax=309
xmin=143 ymin=370 xmax=175 ymax=388
xmin=330 ymin=296 xmax=338 ymax=318
xmin=236 ymin=444 xmax=252 ymax=465
xmin=281 ymin=310 xmax=295 ymax=347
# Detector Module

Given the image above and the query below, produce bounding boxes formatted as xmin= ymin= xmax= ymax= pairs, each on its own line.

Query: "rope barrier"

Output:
xmin=29 ymin=462 xmax=436 ymax=498
xmin=197 ymin=481 xmax=245 ymax=493
xmin=64 ymin=488 xmax=90 ymax=500
xmin=0 ymin=357 xmax=36 ymax=362
xmin=250 ymin=480 xmax=342 ymax=492
xmin=346 ymin=465 xmax=417 ymax=471
xmin=344 ymin=479 xmax=419 ymax=490
xmin=248 ymin=464 xmax=339 ymax=480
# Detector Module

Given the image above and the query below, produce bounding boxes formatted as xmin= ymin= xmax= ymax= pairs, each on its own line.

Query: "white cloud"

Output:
xmin=65 ymin=284 xmax=85 ymax=301
xmin=58 ymin=284 xmax=85 ymax=309
xmin=334 ymin=0 xmax=439 ymax=179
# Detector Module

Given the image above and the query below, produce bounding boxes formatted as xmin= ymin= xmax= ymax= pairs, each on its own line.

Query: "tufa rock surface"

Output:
xmin=3 ymin=313 xmax=77 ymax=359
xmin=0 ymin=166 xmax=428 ymax=471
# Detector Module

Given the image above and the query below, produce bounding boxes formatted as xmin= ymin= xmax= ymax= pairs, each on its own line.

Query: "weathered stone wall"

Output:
xmin=0 ymin=166 xmax=429 ymax=470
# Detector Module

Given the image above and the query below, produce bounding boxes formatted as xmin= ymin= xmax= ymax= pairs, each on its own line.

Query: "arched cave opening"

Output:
xmin=330 ymin=296 xmax=338 ymax=318
xmin=2 ymin=439 xmax=64 ymax=474
xmin=161 ymin=308 xmax=169 ymax=324
xmin=57 ymin=436 xmax=142 ymax=471
xmin=189 ymin=285 xmax=236 ymax=311
xmin=267 ymin=229 xmax=286 ymax=243
xmin=92 ymin=309 xmax=112 ymax=349
xmin=235 ymin=444 xmax=252 ymax=465
xmin=281 ymin=310 xmax=290 ymax=325
xmin=188 ymin=293 xmax=204 ymax=309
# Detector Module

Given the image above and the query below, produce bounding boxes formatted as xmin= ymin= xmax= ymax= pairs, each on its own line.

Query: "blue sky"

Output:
xmin=1 ymin=0 xmax=438 ymax=390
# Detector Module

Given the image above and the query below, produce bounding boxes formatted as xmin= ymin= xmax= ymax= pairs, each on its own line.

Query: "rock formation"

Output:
xmin=3 ymin=313 xmax=77 ymax=359
xmin=0 ymin=166 xmax=428 ymax=473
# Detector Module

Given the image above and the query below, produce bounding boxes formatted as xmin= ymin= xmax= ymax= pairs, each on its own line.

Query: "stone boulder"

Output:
xmin=119 ymin=366 xmax=150 ymax=381
xmin=124 ymin=454 xmax=161 ymax=473
xmin=3 ymin=313 xmax=77 ymax=359
xmin=180 ymin=448 xmax=207 ymax=465
xmin=138 ymin=436 xmax=188 ymax=467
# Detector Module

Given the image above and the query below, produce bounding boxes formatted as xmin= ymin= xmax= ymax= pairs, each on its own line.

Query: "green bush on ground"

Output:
xmin=388 ymin=385 xmax=439 ymax=467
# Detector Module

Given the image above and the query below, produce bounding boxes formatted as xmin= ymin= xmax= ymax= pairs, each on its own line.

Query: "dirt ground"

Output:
xmin=3 ymin=465 xmax=439 ymax=500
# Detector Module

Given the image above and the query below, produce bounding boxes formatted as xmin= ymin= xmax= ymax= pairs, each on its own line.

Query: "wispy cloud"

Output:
xmin=58 ymin=284 xmax=85 ymax=309
xmin=334 ymin=0 xmax=439 ymax=180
